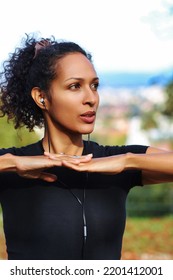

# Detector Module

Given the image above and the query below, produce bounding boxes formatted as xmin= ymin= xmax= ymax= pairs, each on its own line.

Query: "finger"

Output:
xmin=72 ymin=154 xmax=93 ymax=159
xmin=44 ymin=152 xmax=58 ymax=160
xmin=62 ymin=160 xmax=86 ymax=171
xmin=72 ymin=154 xmax=93 ymax=162
xmin=44 ymin=152 xmax=93 ymax=160
xmin=64 ymin=154 xmax=92 ymax=165
xmin=39 ymin=172 xmax=57 ymax=182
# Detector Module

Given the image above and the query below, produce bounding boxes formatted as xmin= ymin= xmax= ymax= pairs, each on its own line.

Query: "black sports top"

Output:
xmin=0 ymin=140 xmax=148 ymax=260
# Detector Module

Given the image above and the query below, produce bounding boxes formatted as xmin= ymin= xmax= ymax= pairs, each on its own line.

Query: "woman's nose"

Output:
xmin=83 ymin=87 xmax=99 ymax=106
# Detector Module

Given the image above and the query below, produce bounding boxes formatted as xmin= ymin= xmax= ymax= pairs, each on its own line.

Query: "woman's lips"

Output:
xmin=80 ymin=111 xmax=96 ymax=124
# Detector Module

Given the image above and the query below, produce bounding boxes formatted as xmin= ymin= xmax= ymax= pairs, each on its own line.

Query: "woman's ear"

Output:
xmin=31 ymin=87 xmax=47 ymax=109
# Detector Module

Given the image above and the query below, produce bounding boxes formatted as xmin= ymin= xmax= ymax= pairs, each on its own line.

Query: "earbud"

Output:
xmin=40 ymin=98 xmax=45 ymax=105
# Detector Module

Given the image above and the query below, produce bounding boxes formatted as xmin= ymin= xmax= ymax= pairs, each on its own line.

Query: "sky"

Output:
xmin=1 ymin=0 xmax=173 ymax=72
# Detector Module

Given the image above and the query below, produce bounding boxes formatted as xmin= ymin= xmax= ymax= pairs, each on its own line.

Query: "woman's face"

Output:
xmin=46 ymin=53 xmax=99 ymax=135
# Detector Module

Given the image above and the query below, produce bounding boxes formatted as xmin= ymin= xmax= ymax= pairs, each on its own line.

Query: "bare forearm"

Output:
xmin=0 ymin=153 xmax=93 ymax=181
xmin=0 ymin=153 xmax=17 ymax=172
xmin=126 ymin=152 xmax=173 ymax=174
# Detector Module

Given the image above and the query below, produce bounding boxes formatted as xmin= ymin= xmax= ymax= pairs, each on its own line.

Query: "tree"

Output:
xmin=162 ymin=82 xmax=173 ymax=117
xmin=0 ymin=116 xmax=39 ymax=148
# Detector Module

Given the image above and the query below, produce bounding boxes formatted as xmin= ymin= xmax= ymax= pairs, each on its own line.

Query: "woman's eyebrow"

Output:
xmin=65 ymin=77 xmax=99 ymax=82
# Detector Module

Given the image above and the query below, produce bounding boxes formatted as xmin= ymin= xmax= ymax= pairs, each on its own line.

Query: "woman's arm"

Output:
xmin=0 ymin=153 xmax=92 ymax=182
xmin=132 ymin=146 xmax=173 ymax=185
xmin=61 ymin=147 xmax=173 ymax=185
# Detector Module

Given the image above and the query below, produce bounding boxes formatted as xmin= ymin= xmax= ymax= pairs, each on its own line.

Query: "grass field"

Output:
xmin=0 ymin=215 xmax=173 ymax=260
xmin=122 ymin=216 xmax=173 ymax=260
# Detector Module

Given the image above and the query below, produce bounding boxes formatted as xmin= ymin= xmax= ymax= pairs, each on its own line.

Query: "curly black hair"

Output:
xmin=0 ymin=33 xmax=92 ymax=131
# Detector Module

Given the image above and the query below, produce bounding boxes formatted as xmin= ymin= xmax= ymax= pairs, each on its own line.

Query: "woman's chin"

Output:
xmin=81 ymin=128 xmax=94 ymax=135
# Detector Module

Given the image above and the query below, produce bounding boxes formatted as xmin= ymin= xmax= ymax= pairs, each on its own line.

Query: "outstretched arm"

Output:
xmin=134 ymin=146 xmax=173 ymax=185
xmin=60 ymin=147 xmax=173 ymax=185
xmin=0 ymin=153 xmax=92 ymax=182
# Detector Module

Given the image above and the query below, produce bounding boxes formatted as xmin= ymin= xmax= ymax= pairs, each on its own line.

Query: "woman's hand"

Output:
xmin=61 ymin=154 xmax=128 ymax=174
xmin=44 ymin=152 xmax=93 ymax=163
xmin=16 ymin=154 xmax=92 ymax=181
xmin=14 ymin=155 xmax=60 ymax=182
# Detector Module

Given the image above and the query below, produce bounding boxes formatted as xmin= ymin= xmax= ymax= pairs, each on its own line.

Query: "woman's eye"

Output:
xmin=69 ymin=83 xmax=80 ymax=90
xmin=91 ymin=82 xmax=99 ymax=90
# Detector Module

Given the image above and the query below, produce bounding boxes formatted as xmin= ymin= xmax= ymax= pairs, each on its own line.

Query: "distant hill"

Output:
xmin=98 ymin=69 xmax=173 ymax=88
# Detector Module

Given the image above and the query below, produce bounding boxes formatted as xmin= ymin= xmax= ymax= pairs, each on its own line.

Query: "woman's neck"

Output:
xmin=42 ymin=130 xmax=84 ymax=156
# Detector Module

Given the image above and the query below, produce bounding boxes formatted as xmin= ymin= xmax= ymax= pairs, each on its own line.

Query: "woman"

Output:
xmin=0 ymin=34 xmax=172 ymax=260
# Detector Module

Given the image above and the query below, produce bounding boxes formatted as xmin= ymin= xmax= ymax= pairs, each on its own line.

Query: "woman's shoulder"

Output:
xmin=84 ymin=140 xmax=149 ymax=157
xmin=0 ymin=140 xmax=43 ymax=156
